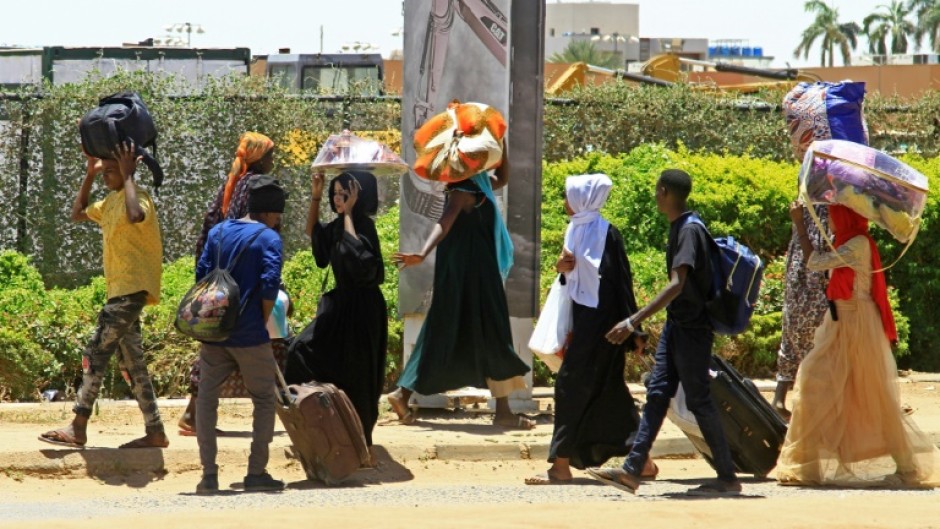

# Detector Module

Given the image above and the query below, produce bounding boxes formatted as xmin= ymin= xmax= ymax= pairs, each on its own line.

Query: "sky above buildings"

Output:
xmin=0 ymin=0 xmax=916 ymax=67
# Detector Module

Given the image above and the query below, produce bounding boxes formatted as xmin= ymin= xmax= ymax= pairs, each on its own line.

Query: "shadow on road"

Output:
xmin=39 ymin=447 xmax=166 ymax=488
xmin=286 ymin=445 xmax=415 ymax=489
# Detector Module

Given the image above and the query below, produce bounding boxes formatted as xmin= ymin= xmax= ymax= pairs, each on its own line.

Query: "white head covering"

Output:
xmin=563 ymin=173 xmax=613 ymax=308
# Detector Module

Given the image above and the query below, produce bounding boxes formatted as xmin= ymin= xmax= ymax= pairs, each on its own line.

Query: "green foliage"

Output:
xmin=543 ymin=83 xmax=793 ymax=163
xmin=0 ymin=251 xmax=45 ymax=293
xmin=874 ymin=154 xmax=939 ymax=369
xmin=0 ymin=328 xmax=58 ymax=401
xmin=548 ymin=40 xmax=622 ymax=69
xmin=795 ymin=0 xmax=862 ymax=67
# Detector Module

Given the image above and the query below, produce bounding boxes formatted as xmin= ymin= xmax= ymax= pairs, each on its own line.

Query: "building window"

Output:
xmin=590 ymin=27 xmax=600 ymax=35
xmin=550 ymin=28 xmax=555 ymax=37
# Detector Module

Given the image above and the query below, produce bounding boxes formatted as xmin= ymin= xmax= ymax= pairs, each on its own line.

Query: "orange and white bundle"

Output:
xmin=413 ymin=100 xmax=507 ymax=183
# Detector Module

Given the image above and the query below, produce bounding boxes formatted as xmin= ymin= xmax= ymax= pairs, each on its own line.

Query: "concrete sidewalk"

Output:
xmin=2 ymin=377 xmax=938 ymax=479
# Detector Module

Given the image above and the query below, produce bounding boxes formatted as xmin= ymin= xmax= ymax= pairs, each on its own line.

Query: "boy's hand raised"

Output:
xmin=111 ymin=140 xmax=142 ymax=180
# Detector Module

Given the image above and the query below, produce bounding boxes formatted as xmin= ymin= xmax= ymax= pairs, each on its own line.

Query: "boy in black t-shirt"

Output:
xmin=587 ymin=169 xmax=742 ymax=497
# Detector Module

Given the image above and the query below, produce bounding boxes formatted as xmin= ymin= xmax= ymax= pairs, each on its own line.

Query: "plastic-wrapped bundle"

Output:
xmin=413 ymin=100 xmax=506 ymax=183
xmin=799 ymin=140 xmax=928 ymax=243
xmin=311 ymin=130 xmax=409 ymax=177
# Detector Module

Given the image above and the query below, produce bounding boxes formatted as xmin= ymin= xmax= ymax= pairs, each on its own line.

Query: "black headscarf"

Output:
xmin=328 ymin=171 xmax=379 ymax=218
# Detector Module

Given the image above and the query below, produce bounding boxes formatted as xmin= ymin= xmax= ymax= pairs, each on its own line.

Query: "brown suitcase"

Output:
xmin=275 ymin=367 xmax=370 ymax=485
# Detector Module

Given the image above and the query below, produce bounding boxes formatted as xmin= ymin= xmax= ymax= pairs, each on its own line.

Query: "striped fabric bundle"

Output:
xmin=413 ymin=100 xmax=506 ymax=183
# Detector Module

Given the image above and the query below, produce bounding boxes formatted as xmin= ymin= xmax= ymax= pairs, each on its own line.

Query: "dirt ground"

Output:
xmin=0 ymin=379 xmax=938 ymax=528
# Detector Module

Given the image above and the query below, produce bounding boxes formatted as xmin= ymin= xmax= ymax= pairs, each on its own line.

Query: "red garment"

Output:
xmin=826 ymin=205 xmax=897 ymax=342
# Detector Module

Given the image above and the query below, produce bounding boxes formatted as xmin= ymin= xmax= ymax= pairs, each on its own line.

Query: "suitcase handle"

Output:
xmin=274 ymin=362 xmax=295 ymax=407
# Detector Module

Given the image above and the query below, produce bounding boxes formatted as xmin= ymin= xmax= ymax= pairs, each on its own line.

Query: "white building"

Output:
xmin=545 ymin=1 xmax=641 ymax=67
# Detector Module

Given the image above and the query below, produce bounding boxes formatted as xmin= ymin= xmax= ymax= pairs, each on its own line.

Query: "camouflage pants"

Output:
xmin=73 ymin=291 xmax=164 ymax=434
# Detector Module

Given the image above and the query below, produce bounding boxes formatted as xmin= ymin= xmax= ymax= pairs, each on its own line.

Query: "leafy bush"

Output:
xmin=0 ymin=328 xmax=58 ymax=401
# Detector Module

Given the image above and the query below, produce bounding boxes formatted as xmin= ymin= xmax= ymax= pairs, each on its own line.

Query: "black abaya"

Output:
xmin=548 ymin=224 xmax=641 ymax=469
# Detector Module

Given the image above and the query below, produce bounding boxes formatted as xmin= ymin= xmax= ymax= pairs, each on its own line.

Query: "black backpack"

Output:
xmin=79 ymin=91 xmax=164 ymax=189
xmin=175 ymin=225 xmax=267 ymax=342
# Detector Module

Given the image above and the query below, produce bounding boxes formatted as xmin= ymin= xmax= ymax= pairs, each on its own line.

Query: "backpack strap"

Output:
xmin=226 ymin=225 xmax=269 ymax=272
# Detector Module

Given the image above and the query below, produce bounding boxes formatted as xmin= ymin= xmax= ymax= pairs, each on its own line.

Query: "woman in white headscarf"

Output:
xmin=526 ymin=174 xmax=655 ymax=485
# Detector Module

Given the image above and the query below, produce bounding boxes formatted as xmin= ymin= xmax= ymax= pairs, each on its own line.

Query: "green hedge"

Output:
xmin=1 ymin=143 xmax=932 ymax=401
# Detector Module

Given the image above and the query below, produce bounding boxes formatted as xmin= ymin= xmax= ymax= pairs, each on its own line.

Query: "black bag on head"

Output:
xmin=79 ymin=91 xmax=164 ymax=189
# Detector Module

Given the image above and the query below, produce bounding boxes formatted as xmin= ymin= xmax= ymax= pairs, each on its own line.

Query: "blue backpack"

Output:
xmin=684 ymin=214 xmax=764 ymax=335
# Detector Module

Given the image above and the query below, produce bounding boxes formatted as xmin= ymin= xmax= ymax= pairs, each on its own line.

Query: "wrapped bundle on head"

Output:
xmin=311 ymin=130 xmax=409 ymax=178
xmin=783 ymin=81 xmax=867 ymax=159
xmin=799 ymin=139 xmax=928 ymax=243
xmin=413 ymin=100 xmax=507 ymax=183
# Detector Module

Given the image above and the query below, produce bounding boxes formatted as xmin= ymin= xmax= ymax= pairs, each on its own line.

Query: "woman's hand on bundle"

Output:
xmin=789 ymin=200 xmax=806 ymax=226
xmin=311 ymin=172 xmax=325 ymax=200
xmin=555 ymin=249 xmax=575 ymax=273
xmin=393 ymin=252 xmax=424 ymax=270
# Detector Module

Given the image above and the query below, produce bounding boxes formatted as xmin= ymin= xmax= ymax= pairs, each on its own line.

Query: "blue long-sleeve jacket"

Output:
xmin=196 ymin=219 xmax=283 ymax=347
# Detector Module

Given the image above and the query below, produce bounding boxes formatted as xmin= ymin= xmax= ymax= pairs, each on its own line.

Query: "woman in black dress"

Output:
xmin=285 ymin=170 xmax=388 ymax=454
xmin=526 ymin=173 xmax=655 ymax=485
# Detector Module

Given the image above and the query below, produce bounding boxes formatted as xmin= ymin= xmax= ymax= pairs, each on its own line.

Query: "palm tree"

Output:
xmin=864 ymin=1 xmax=916 ymax=55
xmin=909 ymin=0 xmax=940 ymax=52
xmin=794 ymin=0 xmax=862 ymax=66
xmin=549 ymin=40 xmax=621 ymax=69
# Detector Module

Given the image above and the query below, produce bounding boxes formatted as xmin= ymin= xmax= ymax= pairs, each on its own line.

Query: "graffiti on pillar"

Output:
xmin=400 ymin=0 xmax=510 ymax=314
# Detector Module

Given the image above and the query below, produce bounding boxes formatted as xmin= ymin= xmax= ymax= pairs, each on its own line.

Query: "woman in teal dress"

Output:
xmin=390 ymin=153 xmax=533 ymax=429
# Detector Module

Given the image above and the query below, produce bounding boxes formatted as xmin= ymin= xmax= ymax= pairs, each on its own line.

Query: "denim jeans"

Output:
xmin=623 ymin=319 xmax=737 ymax=482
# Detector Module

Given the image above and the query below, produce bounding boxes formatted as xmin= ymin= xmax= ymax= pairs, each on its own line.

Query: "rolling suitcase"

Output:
xmin=665 ymin=355 xmax=788 ymax=478
xmin=275 ymin=366 xmax=370 ymax=485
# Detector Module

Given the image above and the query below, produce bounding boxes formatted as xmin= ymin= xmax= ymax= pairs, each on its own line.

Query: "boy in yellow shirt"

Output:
xmin=40 ymin=140 xmax=168 ymax=449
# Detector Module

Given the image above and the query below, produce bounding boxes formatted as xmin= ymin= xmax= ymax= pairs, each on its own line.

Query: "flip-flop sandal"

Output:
xmin=586 ymin=468 xmax=638 ymax=494
xmin=387 ymin=392 xmax=415 ymax=424
xmin=38 ymin=431 xmax=85 ymax=449
xmin=524 ymin=472 xmax=572 ymax=485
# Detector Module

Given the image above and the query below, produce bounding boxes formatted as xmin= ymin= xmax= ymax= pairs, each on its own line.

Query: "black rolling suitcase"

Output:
xmin=666 ymin=355 xmax=788 ymax=478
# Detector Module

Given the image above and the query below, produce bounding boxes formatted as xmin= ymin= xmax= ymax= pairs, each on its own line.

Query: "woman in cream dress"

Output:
xmin=777 ymin=203 xmax=939 ymax=487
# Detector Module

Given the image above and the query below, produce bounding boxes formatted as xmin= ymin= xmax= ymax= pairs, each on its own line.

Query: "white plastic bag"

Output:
xmin=528 ymin=277 xmax=573 ymax=373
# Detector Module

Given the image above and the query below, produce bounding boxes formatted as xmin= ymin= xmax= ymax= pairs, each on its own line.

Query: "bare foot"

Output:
xmin=39 ymin=425 xmax=86 ymax=448
xmin=366 ymin=446 xmax=379 ymax=468
xmin=119 ymin=431 xmax=169 ymax=449
xmin=640 ymin=459 xmax=659 ymax=480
